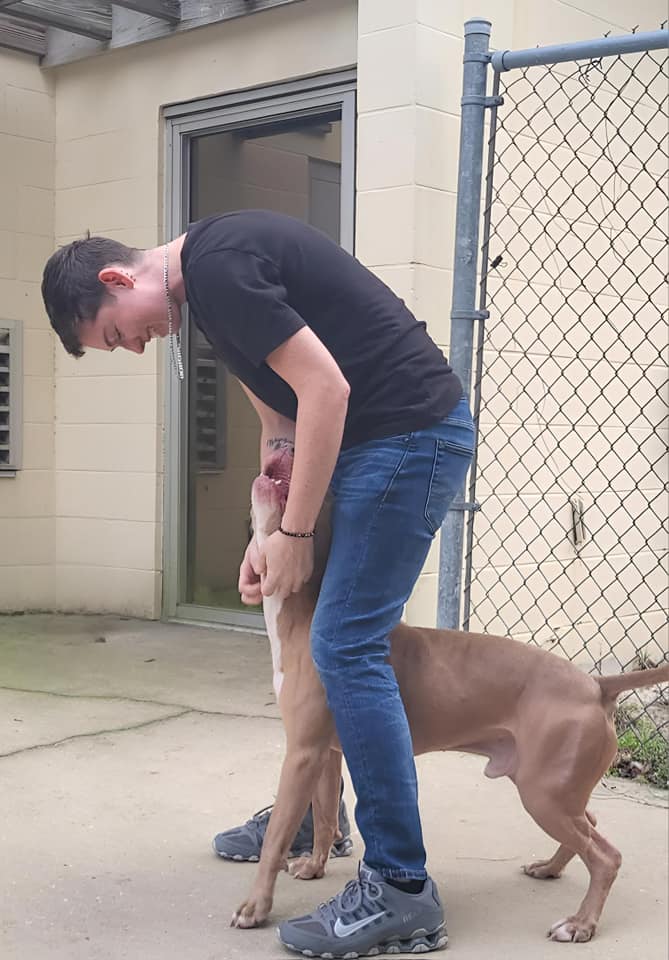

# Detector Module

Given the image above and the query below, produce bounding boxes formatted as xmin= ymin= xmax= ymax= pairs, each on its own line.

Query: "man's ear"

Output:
xmin=98 ymin=267 xmax=135 ymax=289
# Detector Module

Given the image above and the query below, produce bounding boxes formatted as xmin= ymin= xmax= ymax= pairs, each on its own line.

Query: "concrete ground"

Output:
xmin=0 ymin=613 xmax=667 ymax=960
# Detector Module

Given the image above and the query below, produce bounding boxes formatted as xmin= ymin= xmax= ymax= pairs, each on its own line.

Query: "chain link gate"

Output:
xmin=439 ymin=22 xmax=669 ymax=759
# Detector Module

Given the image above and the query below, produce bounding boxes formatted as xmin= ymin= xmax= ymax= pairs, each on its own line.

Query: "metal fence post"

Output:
xmin=437 ymin=18 xmax=492 ymax=629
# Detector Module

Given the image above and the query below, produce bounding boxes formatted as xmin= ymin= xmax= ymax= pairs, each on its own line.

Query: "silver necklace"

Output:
xmin=163 ymin=244 xmax=184 ymax=381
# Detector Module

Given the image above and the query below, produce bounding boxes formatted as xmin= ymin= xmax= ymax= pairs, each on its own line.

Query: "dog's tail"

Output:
xmin=596 ymin=663 xmax=669 ymax=704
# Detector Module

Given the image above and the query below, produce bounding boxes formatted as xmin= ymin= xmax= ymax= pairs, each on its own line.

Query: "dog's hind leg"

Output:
xmin=523 ymin=808 xmax=597 ymax=879
xmin=519 ymin=791 xmax=621 ymax=942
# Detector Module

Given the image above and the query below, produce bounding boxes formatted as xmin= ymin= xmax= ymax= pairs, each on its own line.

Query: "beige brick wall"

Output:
xmin=50 ymin=0 xmax=357 ymax=616
xmin=472 ymin=1 xmax=668 ymax=664
xmin=357 ymin=1 xmax=463 ymax=621
xmin=0 ymin=49 xmax=55 ymax=611
xmin=4 ymin=0 xmax=665 ymax=626
xmin=355 ymin=0 xmax=668 ymax=628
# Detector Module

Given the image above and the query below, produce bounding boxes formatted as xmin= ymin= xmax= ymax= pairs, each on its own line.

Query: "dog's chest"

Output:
xmin=263 ymin=594 xmax=284 ymax=698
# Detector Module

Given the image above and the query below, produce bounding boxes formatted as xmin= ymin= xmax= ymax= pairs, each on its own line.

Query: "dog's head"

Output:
xmin=250 ymin=448 xmax=332 ymax=590
xmin=250 ymin=448 xmax=292 ymax=548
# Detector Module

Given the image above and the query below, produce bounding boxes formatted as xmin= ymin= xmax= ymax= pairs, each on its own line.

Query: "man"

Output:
xmin=42 ymin=210 xmax=474 ymax=958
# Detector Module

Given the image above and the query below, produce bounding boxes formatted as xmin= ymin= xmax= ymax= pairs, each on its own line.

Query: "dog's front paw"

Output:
xmin=289 ymin=855 xmax=327 ymax=880
xmin=231 ymin=892 xmax=273 ymax=929
xmin=523 ymin=859 xmax=562 ymax=880
xmin=548 ymin=916 xmax=596 ymax=942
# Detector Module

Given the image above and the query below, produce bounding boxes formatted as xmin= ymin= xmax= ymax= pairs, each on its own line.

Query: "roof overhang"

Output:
xmin=0 ymin=0 xmax=304 ymax=67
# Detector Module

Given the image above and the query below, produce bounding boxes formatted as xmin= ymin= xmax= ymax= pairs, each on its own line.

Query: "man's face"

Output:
xmin=77 ymin=266 xmax=179 ymax=354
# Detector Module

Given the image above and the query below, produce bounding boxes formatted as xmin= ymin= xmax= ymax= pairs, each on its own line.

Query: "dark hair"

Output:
xmin=41 ymin=235 xmax=142 ymax=357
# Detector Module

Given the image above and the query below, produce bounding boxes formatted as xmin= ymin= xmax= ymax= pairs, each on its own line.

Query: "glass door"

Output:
xmin=163 ymin=75 xmax=356 ymax=625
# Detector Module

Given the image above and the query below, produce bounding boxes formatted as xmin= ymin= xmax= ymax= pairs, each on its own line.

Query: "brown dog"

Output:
xmin=231 ymin=450 xmax=669 ymax=943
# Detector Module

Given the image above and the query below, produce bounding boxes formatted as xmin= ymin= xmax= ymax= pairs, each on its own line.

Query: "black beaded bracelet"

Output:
xmin=279 ymin=525 xmax=315 ymax=539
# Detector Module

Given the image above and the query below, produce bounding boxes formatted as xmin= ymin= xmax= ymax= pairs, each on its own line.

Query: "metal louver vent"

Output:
xmin=191 ymin=329 xmax=226 ymax=471
xmin=0 ymin=320 xmax=21 ymax=471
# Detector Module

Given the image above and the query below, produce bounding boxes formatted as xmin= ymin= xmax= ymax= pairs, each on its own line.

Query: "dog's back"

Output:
xmin=390 ymin=623 xmax=601 ymax=755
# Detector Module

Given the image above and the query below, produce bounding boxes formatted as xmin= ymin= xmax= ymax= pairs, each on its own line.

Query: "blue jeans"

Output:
xmin=311 ymin=397 xmax=475 ymax=880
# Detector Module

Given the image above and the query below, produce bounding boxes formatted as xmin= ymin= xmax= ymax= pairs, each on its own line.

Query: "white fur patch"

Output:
xmin=263 ymin=593 xmax=284 ymax=699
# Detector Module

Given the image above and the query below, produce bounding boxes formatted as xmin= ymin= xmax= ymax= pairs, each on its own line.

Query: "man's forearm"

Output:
xmin=281 ymin=384 xmax=348 ymax=534
xmin=239 ymin=372 xmax=348 ymax=533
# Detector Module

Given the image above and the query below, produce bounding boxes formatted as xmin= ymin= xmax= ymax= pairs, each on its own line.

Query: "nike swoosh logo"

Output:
xmin=333 ymin=912 xmax=386 ymax=938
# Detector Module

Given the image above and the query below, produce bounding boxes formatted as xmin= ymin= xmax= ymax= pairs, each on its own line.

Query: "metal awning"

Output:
xmin=0 ymin=0 xmax=303 ymax=66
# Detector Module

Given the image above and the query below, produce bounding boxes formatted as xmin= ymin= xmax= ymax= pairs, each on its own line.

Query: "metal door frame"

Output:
xmin=162 ymin=70 xmax=356 ymax=626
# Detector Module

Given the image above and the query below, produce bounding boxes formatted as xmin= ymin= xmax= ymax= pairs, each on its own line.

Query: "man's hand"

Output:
xmin=238 ymin=538 xmax=265 ymax=606
xmin=260 ymin=530 xmax=314 ymax=600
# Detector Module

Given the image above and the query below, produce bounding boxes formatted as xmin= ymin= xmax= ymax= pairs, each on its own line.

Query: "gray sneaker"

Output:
xmin=212 ymin=792 xmax=353 ymax=862
xmin=277 ymin=862 xmax=447 ymax=958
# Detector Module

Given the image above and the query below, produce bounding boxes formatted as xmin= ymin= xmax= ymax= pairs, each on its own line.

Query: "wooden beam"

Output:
xmin=111 ymin=0 xmax=180 ymax=22
xmin=0 ymin=10 xmax=46 ymax=54
xmin=110 ymin=0 xmax=302 ymax=50
xmin=0 ymin=1 xmax=112 ymax=41
xmin=43 ymin=0 xmax=306 ymax=66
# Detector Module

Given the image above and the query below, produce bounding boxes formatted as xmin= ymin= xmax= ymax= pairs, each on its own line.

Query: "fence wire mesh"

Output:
xmin=466 ymin=43 xmax=669 ymax=754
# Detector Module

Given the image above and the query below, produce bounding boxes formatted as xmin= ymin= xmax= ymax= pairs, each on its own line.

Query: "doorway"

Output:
xmin=163 ymin=74 xmax=356 ymax=625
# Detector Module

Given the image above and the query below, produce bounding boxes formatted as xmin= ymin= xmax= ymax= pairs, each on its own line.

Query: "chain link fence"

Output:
xmin=461 ymin=32 xmax=668 ymax=751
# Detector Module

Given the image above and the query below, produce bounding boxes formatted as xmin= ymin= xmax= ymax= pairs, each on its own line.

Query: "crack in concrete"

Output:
xmin=0 ymin=682 xmax=219 ymax=713
xmin=0 ymin=683 xmax=278 ymax=719
xmin=0 ymin=709 xmax=195 ymax=758
xmin=0 ymin=684 xmax=281 ymax=760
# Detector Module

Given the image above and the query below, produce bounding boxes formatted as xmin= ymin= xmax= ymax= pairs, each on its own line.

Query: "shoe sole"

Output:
xmin=212 ymin=837 xmax=354 ymax=863
xmin=278 ymin=923 xmax=448 ymax=958
xmin=215 ymin=849 xmax=260 ymax=862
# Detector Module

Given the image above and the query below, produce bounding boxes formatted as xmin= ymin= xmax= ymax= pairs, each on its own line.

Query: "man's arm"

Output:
xmin=237 ymin=382 xmax=297 ymax=605
xmin=237 ymin=329 xmax=349 ymax=600
xmin=238 ymin=382 xmax=296 ymax=469
xmin=265 ymin=326 xmax=349 ymax=537
xmin=253 ymin=327 xmax=348 ymax=599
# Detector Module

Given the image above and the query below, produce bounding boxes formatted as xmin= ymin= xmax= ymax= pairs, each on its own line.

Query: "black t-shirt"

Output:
xmin=181 ymin=211 xmax=462 ymax=449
